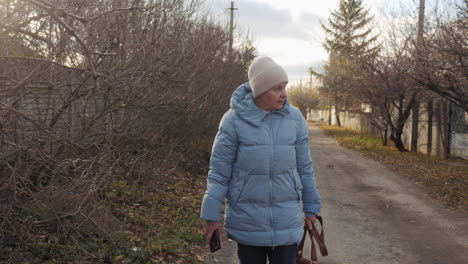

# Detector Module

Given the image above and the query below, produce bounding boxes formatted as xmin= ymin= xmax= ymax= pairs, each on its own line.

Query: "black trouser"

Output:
xmin=237 ymin=243 xmax=298 ymax=264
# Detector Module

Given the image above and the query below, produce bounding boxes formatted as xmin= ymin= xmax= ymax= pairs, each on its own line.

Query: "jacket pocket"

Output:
xmin=228 ymin=170 xmax=247 ymax=206
xmin=292 ymin=169 xmax=303 ymax=201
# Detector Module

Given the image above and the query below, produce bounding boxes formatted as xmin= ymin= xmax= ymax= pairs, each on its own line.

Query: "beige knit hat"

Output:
xmin=248 ymin=56 xmax=288 ymax=98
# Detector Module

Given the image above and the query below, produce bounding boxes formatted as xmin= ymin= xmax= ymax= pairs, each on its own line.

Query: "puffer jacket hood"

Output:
xmin=229 ymin=82 xmax=290 ymax=127
xmin=201 ymin=82 xmax=321 ymax=247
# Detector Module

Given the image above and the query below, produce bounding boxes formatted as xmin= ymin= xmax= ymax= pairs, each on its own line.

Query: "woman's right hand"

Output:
xmin=203 ymin=221 xmax=222 ymax=245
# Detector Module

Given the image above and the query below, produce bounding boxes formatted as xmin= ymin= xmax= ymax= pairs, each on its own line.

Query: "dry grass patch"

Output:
xmin=1 ymin=149 xmax=210 ymax=264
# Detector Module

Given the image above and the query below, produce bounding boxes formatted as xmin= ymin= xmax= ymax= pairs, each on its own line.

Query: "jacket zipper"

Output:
xmin=267 ymin=112 xmax=275 ymax=247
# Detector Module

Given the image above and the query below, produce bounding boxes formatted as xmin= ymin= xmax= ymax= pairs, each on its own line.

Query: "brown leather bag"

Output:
xmin=296 ymin=215 xmax=328 ymax=264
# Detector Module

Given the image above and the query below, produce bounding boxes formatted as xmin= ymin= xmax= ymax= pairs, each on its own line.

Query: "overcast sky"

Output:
xmin=204 ymin=0 xmax=445 ymax=81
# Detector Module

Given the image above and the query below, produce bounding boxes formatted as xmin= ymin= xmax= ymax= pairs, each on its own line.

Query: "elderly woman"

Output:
xmin=201 ymin=56 xmax=321 ymax=264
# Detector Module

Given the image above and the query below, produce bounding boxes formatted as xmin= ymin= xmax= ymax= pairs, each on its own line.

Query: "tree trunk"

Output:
xmin=328 ymin=88 xmax=332 ymax=125
xmin=427 ymin=99 xmax=433 ymax=155
xmin=383 ymin=125 xmax=388 ymax=146
xmin=391 ymin=127 xmax=407 ymax=152
xmin=411 ymin=100 xmax=420 ymax=151
xmin=446 ymin=102 xmax=453 ymax=158
xmin=300 ymin=107 xmax=307 ymax=119
xmin=335 ymin=109 xmax=341 ymax=127
xmin=334 ymin=88 xmax=341 ymax=127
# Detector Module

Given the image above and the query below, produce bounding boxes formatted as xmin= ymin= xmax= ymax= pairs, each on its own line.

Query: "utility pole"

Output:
xmin=309 ymin=67 xmax=313 ymax=90
xmin=308 ymin=68 xmax=313 ymax=121
xmin=228 ymin=1 xmax=237 ymax=58
xmin=416 ymin=0 xmax=425 ymax=60
xmin=411 ymin=0 xmax=425 ymax=152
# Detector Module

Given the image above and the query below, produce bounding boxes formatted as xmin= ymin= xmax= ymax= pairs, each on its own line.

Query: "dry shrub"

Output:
xmin=0 ymin=0 xmax=255 ymax=261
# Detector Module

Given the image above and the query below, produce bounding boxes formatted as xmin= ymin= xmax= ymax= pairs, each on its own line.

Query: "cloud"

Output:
xmin=233 ymin=0 xmax=321 ymax=41
xmin=206 ymin=0 xmax=323 ymax=41
xmin=255 ymin=0 xmax=339 ymax=17
xmin=298 ymin=11 xmax=323 ymax=27
xmin=256 ymin=38 xmax=328 ymax=66
xmin=234 ymin=1 xmax=295 ymax=39
xmin=283 ymin=60 xmax=327 ymax=81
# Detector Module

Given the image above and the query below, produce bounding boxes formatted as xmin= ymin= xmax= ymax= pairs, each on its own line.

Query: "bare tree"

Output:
xmin=362 ymin=56 xmax=418 ymax=152
xmin=0 ymin=0 xmax=255 ymax=261
xmin=354 ymin=6 xmax=422 ymax=152
xmin=413 ymin=1 xmax=467 ymax=113
xmin=288 ymin=81 xmax=320 ymax=118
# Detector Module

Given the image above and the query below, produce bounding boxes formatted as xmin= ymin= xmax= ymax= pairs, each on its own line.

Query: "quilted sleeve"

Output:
xmin=295 ymin=116 xmax=321 ymax=216
xmin=200 ymin=111 xmax=238 ymax=221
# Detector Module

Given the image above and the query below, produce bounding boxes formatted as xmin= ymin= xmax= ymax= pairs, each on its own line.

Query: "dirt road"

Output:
xmin=204 ymin=123 xmax=468 ymax=264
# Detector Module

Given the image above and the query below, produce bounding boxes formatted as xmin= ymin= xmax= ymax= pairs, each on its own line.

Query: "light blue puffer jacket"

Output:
xmin=200 ymin=82 xmax=321 ymax=247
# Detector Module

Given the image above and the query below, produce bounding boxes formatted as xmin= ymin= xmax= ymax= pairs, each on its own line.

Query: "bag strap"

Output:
xmin=309 ymin=215 xmax=328 ymax=260
xmin=297 ymin=224 xmax=308 ymax=257
xmin=297 ymin=215 xmax=329 ymax=262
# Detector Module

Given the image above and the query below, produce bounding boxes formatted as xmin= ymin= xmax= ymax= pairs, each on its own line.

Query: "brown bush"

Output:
xmin=0 ymin=0 xmax=255 ymax=261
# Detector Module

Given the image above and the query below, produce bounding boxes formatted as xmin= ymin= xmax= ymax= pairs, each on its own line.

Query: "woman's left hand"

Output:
xmin=304 ymin=216 xmax=317 ymax=230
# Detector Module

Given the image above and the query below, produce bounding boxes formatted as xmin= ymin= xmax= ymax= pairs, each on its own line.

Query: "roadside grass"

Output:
xmin=315 ymin=122 xmax=468 ymax=211
xmin=102 ymin=165 xmax=208 ymax=263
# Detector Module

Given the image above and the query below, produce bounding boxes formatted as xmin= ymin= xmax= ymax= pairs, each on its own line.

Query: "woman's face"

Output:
xmin=255 ymin=82 xmax=288 ymax=111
